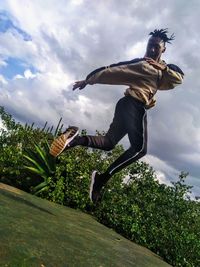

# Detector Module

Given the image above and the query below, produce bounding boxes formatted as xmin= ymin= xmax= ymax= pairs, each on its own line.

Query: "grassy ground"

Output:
xmin=0 ymin=183 xmax=171 ymax=267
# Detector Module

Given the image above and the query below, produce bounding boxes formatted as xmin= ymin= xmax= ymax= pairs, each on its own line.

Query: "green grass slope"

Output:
xmin=0 ymin=183 xmax=171 ymax=267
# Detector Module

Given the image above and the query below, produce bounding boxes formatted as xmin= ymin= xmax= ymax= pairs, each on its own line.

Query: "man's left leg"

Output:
xmin=106 ymin=111 xmax=147 ymax=177
xmin=90 ymin=100 xmax=148 ymax=203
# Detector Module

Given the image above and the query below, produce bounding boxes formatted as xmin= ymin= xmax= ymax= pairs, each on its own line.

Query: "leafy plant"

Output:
xmin=0 ymin=106 xmax=63 ymax=190
xmin=23 ymin=141 xmax=56 ymax=195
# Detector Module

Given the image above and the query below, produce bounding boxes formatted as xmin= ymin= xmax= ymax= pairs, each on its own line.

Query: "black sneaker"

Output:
xmin=89 ymin=171 xmax=103 ymax=203
xmin=50 ymin=126 xmax=79 ymax=157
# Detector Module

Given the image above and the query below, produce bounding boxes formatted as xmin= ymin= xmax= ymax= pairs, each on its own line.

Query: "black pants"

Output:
xmin=87 ymin=95 xmax=147 ymax=176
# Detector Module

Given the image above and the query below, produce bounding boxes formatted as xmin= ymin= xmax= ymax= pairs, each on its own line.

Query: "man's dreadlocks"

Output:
xmin=149 ymin=28 xmax=175 ymax=44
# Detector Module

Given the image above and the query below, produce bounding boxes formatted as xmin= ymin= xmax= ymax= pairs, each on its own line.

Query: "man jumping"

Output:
xmin=50 ymin=29 xmax=184 ymax=203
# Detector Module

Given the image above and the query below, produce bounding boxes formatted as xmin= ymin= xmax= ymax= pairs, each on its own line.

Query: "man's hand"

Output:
xmin=72 ymin=80 xmax=87 ymax=91
xmin=144 ymin=57 xmax=167 ymax=71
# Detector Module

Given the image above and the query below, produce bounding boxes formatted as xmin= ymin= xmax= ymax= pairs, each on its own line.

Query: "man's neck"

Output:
xmin=144 ymin=54 xmax=161 ymax=62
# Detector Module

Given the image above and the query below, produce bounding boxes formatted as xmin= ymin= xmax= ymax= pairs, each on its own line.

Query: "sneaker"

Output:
xmin=50 ymin=126 xmax=79 ymax=157
xmin=89 ymin=171 xmax=103 ymax=203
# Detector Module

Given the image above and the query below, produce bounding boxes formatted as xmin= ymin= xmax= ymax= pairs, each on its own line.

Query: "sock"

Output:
xmin=69 ymin=136 xmax=89 ymax=147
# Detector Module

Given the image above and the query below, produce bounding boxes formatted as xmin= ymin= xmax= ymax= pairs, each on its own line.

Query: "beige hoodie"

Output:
xmin=86 ymin=58 xmax=184 ymax=109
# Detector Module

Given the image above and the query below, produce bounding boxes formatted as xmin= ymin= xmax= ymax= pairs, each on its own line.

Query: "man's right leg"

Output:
xmin=50 ymin=97 xmax=127 ymax=202
xmin=50 ymin=97 xmax=127 ymax=156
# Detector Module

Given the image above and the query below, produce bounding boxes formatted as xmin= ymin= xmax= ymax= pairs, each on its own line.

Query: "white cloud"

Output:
xmin=125 ymin=41 xmax=146 ymax=59
xmin=0 ymin=75 xmax=7 ymax=85
xmin=143 ymin=154 xmax=200 ymax=197
xmin=24 ymin=69 xmax=36 ymax=79
xmin=14 ymin=69 xmax=36 ymax=80
xmin=0 ymin=59 xmax=7 ymax=67
xmin=0 ymin=31 xmax=37 ymax=61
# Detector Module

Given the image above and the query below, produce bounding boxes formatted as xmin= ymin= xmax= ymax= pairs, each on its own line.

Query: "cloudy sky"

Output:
xmin=0 ymin=0 xmax=200 ymax=197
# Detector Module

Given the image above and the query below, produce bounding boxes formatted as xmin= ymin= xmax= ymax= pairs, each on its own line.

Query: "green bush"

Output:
xmin=95 ymin=165 xmax=200 ymax=267
xmin=0 ymin=106 xmax=199 ymax=267
xmin=35 ymin=143 xmax=126 ymax=211
xmin=0 ymin=106 xmax=56 ymax=191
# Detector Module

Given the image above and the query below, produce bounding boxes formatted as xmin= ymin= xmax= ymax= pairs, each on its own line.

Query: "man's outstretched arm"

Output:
xmin=72 ymin=80 xmax=88 ymax=91
xmin=73 ymin=59 xmax=143 ymax=90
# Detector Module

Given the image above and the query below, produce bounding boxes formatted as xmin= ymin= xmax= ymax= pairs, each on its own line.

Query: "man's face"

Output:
xmin=145 ymin=37 xmax=166 ymax=60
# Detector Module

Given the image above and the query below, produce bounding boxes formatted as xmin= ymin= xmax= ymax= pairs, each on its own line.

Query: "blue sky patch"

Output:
xmin=0 ymin=10 xmax=32 ymax=41
xmin=0 ymin=57 xmax=37 ymax=79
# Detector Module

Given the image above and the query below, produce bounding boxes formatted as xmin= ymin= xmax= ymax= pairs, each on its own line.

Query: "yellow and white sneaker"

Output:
xmin=50 ymin=126 xmax=79 ymax=157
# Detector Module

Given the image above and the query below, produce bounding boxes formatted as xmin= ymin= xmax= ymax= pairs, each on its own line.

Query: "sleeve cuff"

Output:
xmin=162 ymin=66 xmax=169 ymax=72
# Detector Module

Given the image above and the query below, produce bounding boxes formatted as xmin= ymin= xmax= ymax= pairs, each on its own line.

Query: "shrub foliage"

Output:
xmin=0 ymin=106 xmax=199 ymax=267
